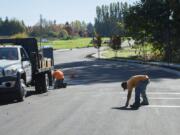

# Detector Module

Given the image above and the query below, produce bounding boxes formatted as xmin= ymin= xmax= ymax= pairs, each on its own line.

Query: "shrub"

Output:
xmin=58 ymin=29 xmax=69 ymax=39
xmin=11 ymin=32 xmax=28 ymax=38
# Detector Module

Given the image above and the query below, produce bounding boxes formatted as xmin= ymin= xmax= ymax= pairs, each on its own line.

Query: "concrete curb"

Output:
xmin=54 ymin=46 xmax=95 ymax=52
xmin=54 ymin=49 xmax=72 ymax=52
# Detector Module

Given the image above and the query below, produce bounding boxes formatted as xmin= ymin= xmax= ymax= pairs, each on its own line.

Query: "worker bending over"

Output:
xmin=52 ymin=69 xmax=67 ymax=89
xmin=121 ymin=75 xmax=150 ymax=109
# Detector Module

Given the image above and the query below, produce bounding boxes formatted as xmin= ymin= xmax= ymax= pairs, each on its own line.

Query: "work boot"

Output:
xmin=140 ymin=101 xmax=149 ymax=106
xmin=130 ymin=103 xmax=140 ymax=109
xmin=63 ymin=83 xmax=67 ymax=88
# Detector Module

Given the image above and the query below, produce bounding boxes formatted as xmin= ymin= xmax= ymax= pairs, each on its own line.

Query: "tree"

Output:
xmin=0 ymin=17 xmax=26 ymax=36
xmin=58 ymin=29 xmax=69 ymax=39
xmin=95 ymin=2 xmax=129 ymax=37
xmin=124 ymin=0 xmax=180 ymax=62
xmin=71 ymin=20 xmax=81 ymax=36
xmin=93 ymin=35 xmax=102 ymax=58
xmin=110 ymin=35 xmax=122 ymax=57
xmin=64 ymin=22 xmax=73 ymax=36
xmin=79 ymin=21 xmax=87 ymax=37
xmin=87 ymin=23 xmax=94 ymax=37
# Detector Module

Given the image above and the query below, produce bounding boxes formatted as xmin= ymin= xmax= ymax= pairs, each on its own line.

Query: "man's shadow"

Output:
xmin=112 ymin=106 xmax=139 ymax=111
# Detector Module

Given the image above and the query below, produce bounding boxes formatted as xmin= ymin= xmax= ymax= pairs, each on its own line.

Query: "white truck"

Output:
xmin=0 ymin=38 xmax=54 ymax=101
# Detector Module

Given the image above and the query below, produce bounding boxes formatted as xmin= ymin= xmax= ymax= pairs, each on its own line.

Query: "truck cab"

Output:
xmin=0 ymin=45 xmax=32 ymax=84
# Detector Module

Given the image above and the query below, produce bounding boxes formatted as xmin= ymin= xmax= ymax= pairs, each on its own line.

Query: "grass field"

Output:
xmin=40 ymin=38 xmax=109 ymax=49
xmin=102 ymin=44 xmax=154 ymax=61
xmin=102 ymin=48 xmax=138 ymax=59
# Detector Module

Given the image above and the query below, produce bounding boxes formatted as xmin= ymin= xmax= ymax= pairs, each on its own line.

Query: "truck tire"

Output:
xmin=17 ymin=79 xmax=26 ymax=102
xmin=42 ymin=74 xmax=49 ymax=93
xmin=48 ymin=70 xmax=53 ymax=87
xmin=35 ymin=74 xmax=42 ymax=93
xmin=35 ymin=73 xmax=49 ymax=93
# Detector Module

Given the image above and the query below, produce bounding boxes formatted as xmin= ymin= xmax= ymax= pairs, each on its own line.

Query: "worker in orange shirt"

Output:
xmin=121 ymin=75 xmax=150 ymax=109
xmin=52 ymin=69 xmax=67 ymax=89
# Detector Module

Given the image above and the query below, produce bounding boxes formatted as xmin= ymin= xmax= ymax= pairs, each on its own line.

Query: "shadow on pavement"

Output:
xmin=112 ymin=106 xmax=138 ymax=111
xmin=0 ymin=95 xmax=19 ymax=106
xmin=55 ymin=59 xmax=179 ymax=86
xmin=26 ymin=91 xmax=37 ymax=97
xmin=0 ymin=90 xmax=37 ymax=106
xmin=0 ymin=101 xmax=15 ymax=106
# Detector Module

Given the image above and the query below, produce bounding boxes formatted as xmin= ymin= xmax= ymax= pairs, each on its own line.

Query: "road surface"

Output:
xmin=0 ymin=47 xmax=180 ymax=135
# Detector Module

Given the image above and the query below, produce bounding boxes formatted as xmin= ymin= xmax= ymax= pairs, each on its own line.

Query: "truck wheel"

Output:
xmin=35 ymin=83 xmax=41 ymax=94
xmin=35 ymin=73 xmax=49 ymax=93
xmin=17 ymin=79 xmax=26 ymax=102
xmin=48 ymin=70 xmax=53 ymax=87
xmin=42 ymin=74 xmax=49 ymax=93
xmin=35 ymin=74 xmax=42 ymax=93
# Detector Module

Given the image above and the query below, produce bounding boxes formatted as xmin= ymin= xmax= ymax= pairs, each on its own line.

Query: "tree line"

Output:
xmin=0 ymin=17 xmax=94 ymax=39
xmin=28 ymin=18 xmax=94 ymax=39
xmin=0 ymin=17 xmax=26 ymax=36
xmin=95 ymin=2 xmax=129 ymax=37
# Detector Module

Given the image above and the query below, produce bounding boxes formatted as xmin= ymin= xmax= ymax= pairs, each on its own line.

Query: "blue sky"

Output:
xmin=0 ymin=0 xmax=138 ymax=26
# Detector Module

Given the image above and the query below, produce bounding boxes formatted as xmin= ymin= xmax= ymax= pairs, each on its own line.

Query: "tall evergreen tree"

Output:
xmin=0 ymin=17 xmax=26 ymax=36
xmin=95 ymin=2 xmax=129 ymax=37
xmin=87 ymin=23 xmax=94 ymax=37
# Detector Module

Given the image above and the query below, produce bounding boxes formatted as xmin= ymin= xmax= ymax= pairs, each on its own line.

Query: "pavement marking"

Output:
xmin=119 ymin=91 xmax=180 ymax=108
xmin=147 ymin=92 xmax=180 ymax=95
xmin=121 ymin=97 xmax=180 ymax=100
xmin=146 ymin=105 xmax=180 ymax=108
xmin=148 ymin=97 xmax=180 ymax=100
xmin=119 ymin=92 xmax=180 ymax=95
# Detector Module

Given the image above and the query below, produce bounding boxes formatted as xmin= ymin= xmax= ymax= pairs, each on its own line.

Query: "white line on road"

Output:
xmin=147 ymin=105 xmax=180 ymax=108
xmin=148 ymin=97 xmax=180 ymax=100
xmin=121 ymin=97 xmax=180 ymax=100
xmin=147 ymin=92 xmax=180 ymax=95
xmin=119 ymin=92 xmax=180 ymax=95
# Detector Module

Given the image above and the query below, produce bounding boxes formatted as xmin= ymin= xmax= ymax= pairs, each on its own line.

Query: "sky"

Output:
xmin=0 ymin=0 xmax=138 ymax=26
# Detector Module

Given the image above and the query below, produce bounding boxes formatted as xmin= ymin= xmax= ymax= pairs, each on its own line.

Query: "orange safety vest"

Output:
xmin=52 ymin=70 xmax=64 ymax=80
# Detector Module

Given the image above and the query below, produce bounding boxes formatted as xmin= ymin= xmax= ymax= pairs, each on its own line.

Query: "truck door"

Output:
xmin=20 ymin=48 xmax=32 ymax=83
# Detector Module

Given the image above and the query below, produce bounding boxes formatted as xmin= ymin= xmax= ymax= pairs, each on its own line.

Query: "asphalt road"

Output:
xmin=0 ymin=47 xmax=180 ymax=135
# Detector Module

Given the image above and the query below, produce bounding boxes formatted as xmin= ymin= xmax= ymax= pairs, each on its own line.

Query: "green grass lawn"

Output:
xmin=102 ymin=44 xmax=153 ymax=61
xmin=102 ymin=48 xmax=138 ymax=59
xmin=40 ymin=38 xmax=92 ymax=49
xmin=103 ymin=42 xmax=180 ymax=63
xmin=40 ymin=37 xmax=109 ymax=49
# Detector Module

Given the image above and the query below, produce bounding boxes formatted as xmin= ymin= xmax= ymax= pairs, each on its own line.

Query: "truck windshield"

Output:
xmin=0 ymin=48 xmax=18 ymax=60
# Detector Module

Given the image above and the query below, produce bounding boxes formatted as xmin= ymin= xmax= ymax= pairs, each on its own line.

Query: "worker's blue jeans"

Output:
xmin=54 ymin=79 xmax=64 ymax=89
xmin=135 ymin=79 xmax=150 ymax=105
